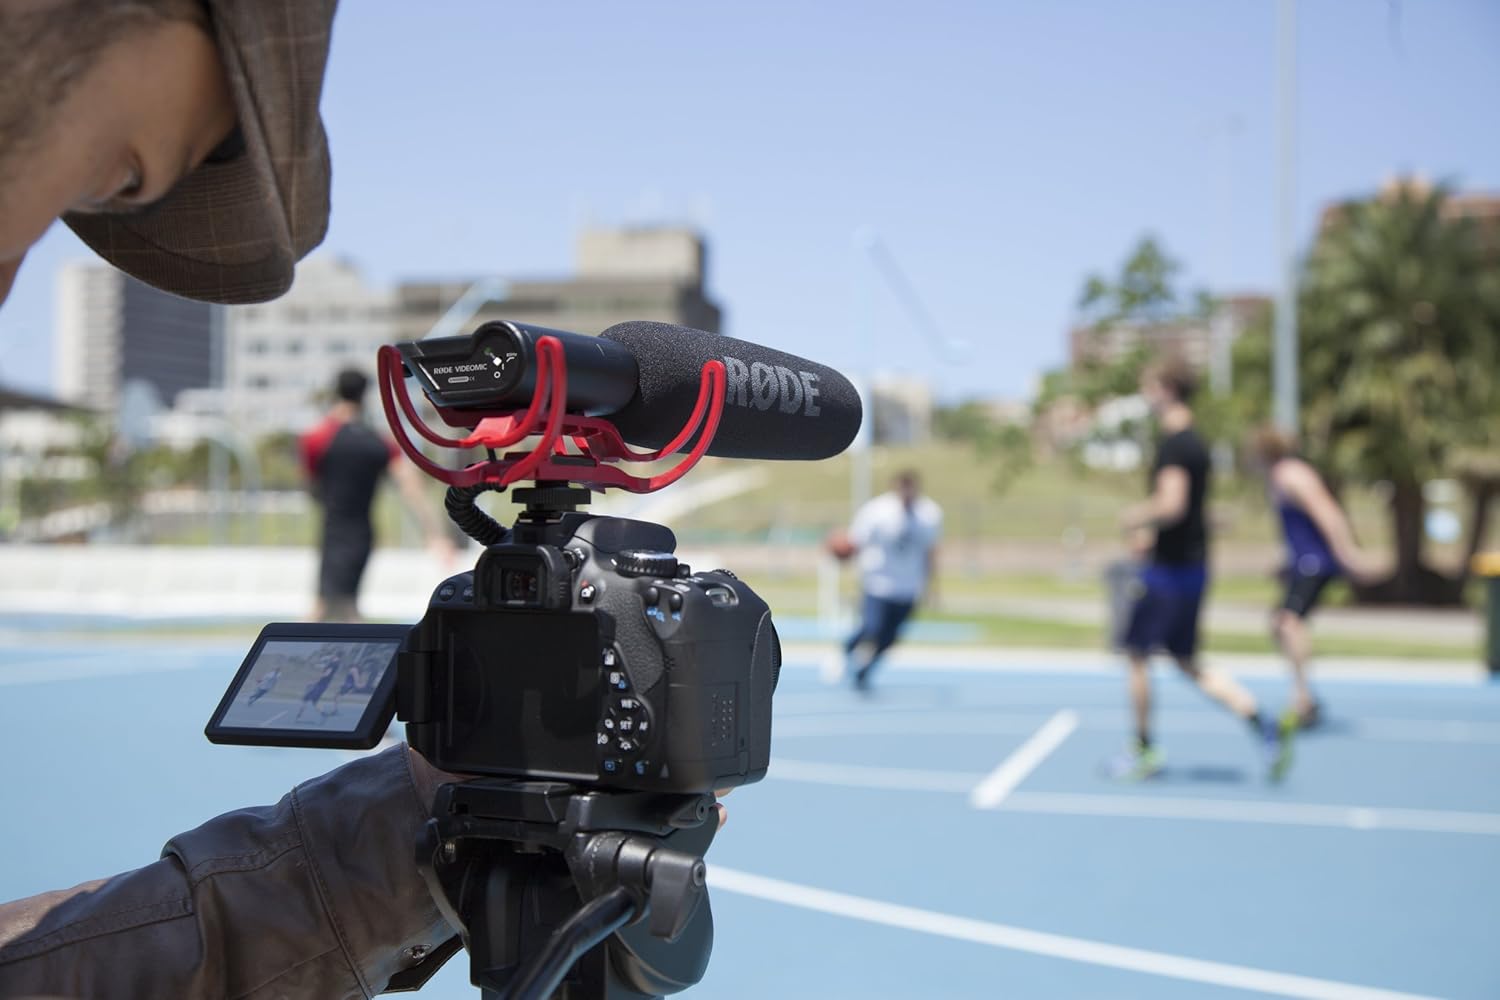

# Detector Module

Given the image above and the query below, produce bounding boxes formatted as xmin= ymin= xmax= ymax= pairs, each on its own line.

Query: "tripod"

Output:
xmin=387 ymin=779 xmax=719 ymax=999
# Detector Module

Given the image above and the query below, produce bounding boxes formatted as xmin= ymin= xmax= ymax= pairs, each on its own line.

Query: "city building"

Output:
xmin=54 ymin=262 xmax=214 ymax=412
xmin=219 ymin=257 xmax=395 ymax=433
xmin=868 ymin=375 xmax=934 ymax=445
xmin=1067 ymin=295 xmax=1269 ymax=371
xmin=216 ymin=228 xmax=722 ymax=434
xmin=1319 ymin=179 xmax=1500 ymax=258
xmin=396 ymin=227 xmax=722 ymax=344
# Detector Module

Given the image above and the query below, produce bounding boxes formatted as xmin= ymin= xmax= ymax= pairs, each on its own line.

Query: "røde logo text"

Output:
xmin=722 ymin=356 xmax=821 ymax=416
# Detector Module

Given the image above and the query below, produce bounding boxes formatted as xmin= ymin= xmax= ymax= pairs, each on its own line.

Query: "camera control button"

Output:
xmin=608 ymin=670 xmax=628 ymax=691
xmin=437 ymin=583 xmax=456 ymax=601
xmin=645 ymin=585 xmax=660 ymax=605
xmin=616 ymin=737 xmax=636 ymax=754
xmin=602 ymin=758 xmax=621 ymax=775
xmin=667 ymin=591 xmax=683 ymax=612
xmin=635 ymin=718 xmax=650 ymax=737
xmin=579 ymin=581 xmax=597 ymax=603
xmin=633 ymin=759 xmax=651 ymax=777
xmin=618 ymin=697 xmax=641 ymax=712
xmin=602 ymin=717 xmax=616 ymax=731
xmin=596 ymin=731 xmax=611 ymax=746
xmin=615 ymin=550 xmax=679 ymax=578
xmin=461 ymin=584 xmax=474 ymax=602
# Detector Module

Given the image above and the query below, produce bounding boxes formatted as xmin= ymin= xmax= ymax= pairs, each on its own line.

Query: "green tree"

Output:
xmin=1240 ymin=183 xmax=1500 ymax=604
xmin=1076 ymin=236 xmax=1182 ymax=325
xmin=933 ymin=400 xmax=1033 ymax=496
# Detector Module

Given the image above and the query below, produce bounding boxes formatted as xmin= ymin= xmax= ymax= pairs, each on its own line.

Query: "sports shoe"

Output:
xmin=1293 ymin=700 xmax=1323 ymax=730
xmin=1262 ymin=712 xmax=1297 ymax=782
xmin=1102 ymin=743 xmax=1165 ymax=781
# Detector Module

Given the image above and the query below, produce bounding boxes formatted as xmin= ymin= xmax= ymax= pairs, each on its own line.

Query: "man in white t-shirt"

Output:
xmin=834 ymin=470 xmax=943 ymax=691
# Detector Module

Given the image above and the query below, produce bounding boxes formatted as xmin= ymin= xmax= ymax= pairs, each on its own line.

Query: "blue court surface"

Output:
xmin=1 ymin=634 xmax=1497 ymax=999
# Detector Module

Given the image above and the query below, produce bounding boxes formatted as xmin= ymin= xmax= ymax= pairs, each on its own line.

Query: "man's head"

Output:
xmin=1 ymin=0 xmax=338 ymax=309
xmin=334 ymin=368 xmax=369 ymax=408
xmin=895 ymin=469 xmax=921 ymax=508
xmin=1139 ymin=357 xmax=1198 ymax=416
xmin=0 ymin=0 xmax=236 ymax=304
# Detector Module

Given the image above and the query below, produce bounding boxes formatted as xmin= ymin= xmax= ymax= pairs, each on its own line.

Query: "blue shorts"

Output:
xmin=1123 ymin=563 xmax=1207 ymax=659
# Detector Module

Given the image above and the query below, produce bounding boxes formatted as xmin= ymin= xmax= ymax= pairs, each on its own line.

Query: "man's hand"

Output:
xmin=1339 ymin=549 xmax=1385 ymax=586
xmin=1125 ymin=525 xmax=1154 ymax=559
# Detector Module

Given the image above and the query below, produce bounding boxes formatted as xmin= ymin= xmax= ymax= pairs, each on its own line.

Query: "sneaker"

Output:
xmin=1102 ymin=743 xmax=1165 ymax=781
xmin=1262 ymin=712 xmax=1297 ymax=782
xmin=1293 ymin=700 xmax=1323 ymax=730
xmin=851 ymin=666 xmax=873 ymax=695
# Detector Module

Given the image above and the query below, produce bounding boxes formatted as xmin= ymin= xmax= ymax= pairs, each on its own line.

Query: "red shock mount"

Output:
xmin=376 ymin=336 xmax=727 ymax=494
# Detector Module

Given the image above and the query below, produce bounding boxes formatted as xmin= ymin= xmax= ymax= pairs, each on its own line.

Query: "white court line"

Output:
xmin=766 ymin=758 xmax=1500 ymax=836
xmin=778 ymin=650 xmax=1486 ymax=685
xmin=770 ymin=759 xmax=981 ymax=793
xmin=708 ymin=866 xmax=1440 ymax=1000
xmin=774 ymin=708 xmax=1500 ymax=746
xmin=774 ymin=713 xmax=1043 ymax=737
xmin=969 ymin=709 xmax=1078 ymax=809
xmin=1002 ymin=791 xmax=1500 ymax=836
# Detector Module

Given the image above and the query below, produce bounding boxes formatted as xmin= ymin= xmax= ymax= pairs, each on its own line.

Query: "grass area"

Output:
xmin=671 ymin=444 xmax=1407 ymax=550
xmin=134 ymin=444 xmax=1493 ymax=588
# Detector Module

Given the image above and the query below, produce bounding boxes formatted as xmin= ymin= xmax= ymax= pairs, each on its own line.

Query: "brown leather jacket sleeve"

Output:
xmin=0 ymin=745 xmax=456 ymax=999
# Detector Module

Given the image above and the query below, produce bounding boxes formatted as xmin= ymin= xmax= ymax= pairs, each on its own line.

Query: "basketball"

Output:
xmin=825 ymin=529 xmax=857 ymax=561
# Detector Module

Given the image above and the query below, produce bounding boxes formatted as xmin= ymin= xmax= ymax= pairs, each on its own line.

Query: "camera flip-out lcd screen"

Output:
xmin=206 ymin=623 xmax=408 ymax=750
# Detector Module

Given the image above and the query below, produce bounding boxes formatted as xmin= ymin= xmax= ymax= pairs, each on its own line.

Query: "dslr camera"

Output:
xmin=207 ymin=491 xmax=777 ymax=796
xmin=203 ymin=321 xmax=818 ymax=1000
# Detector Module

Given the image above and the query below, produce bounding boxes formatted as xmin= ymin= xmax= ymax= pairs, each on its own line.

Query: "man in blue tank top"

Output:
xmin=1250 ymin=426 xmax=1381 ymax=728
xmin=1113 ymin=360 xmax=1296 ymax=781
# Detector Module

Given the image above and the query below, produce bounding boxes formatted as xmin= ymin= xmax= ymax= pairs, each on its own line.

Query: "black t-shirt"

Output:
xmin=1150 ymin=427 xmax=1210 ymax=565
xmin=303 ymin=418 xmax=395 ymax=534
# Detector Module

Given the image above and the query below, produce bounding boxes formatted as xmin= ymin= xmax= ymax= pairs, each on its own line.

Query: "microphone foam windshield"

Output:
xmin=600 ymin=322 xmax=863 ymax=460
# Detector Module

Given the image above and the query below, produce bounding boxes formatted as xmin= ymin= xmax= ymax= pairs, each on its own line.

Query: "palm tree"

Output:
xmin=1295 ymin=182 xmax=1500 ymax=604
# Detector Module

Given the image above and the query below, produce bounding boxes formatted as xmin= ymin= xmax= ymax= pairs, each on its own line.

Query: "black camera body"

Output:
xmin=399 ymin=508 xmax=778 ymax=794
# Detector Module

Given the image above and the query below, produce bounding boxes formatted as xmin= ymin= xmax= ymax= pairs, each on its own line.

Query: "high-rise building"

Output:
xmin=160 ymin=227 xmax=721 ymax=435
xmin=396 ymin=226 xmax=722 ymax=344
xmin=54 ymin=262 xmax=214 ymax=412
xmin=219 ymin=257 xmax=395 ymax=433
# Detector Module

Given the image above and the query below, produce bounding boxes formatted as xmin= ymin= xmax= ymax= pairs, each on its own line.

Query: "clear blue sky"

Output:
xmin=1 ymin=0 xmax=1496 ymax=401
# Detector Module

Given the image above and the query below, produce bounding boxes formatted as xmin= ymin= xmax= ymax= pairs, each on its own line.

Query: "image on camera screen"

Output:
xmin=218 ymin=638 xmax=400 ymax=735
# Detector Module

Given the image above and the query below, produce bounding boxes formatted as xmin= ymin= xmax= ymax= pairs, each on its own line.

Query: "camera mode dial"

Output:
xmin=614 ymin=550 xmax=678 ymax=578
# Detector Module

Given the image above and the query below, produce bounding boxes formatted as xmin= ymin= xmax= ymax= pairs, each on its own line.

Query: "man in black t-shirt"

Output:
xmin=300 ymin=369 xmax=454 ymax=622
xmin=1112 ymin=359 xmax=1295 ymax=781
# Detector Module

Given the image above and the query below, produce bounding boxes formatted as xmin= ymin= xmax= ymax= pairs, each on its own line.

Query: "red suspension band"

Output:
xmin=377 ymin=337 xmax=726 ymax=494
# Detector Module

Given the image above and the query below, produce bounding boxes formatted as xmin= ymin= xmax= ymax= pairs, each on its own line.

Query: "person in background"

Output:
xmin=300 ymin=369 xmax=454 ymax=622
xmin=1249 ymin=424 xmax=1382 ymax=728
xmin=246 ymin=665 xmax=281 ymax=705
xmin=828 ymin=470 xmax=943 ymax=692
xmin=1114 ymin=359 xmax=1295 ymax=781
